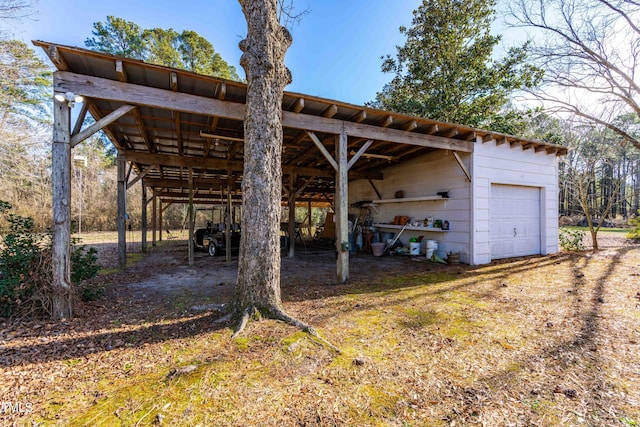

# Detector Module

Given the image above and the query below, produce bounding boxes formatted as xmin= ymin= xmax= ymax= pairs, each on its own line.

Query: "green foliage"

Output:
xmin=558 ymin=227 xmax=585 ymax=251
xmin=85 ymin=16 xmax=240 ymax=81
xmin=0 ymin=201 xmax=101 ymax=316
xmin=0 ymin=39 xmax=52 ymax=122
xmin=627 ymin=211 xmax=640 ymax=240
xmin=84 ymin=16 xmax=146 ymax=59
xmin=370 ymin=0 xmax=542 ymax=129
xmin=0 ymin=201 xmax=48 ymax=316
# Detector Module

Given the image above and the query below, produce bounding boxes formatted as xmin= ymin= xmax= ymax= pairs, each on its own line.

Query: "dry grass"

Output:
xmin=1 ymin=233 xmax=639 ymax=426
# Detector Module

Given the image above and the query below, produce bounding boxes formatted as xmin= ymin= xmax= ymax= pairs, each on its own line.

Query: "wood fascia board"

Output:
xmin=55 ymin=71 xmax=473 ymax=153
xmin=70 ymin=104 xmax=136 ymax=147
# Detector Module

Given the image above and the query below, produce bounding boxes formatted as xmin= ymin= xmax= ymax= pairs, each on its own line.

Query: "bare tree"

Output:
xmin=232 ymin=0 xmax=330 ymax=346
xmin=0 ymin=0 xmax=33 ymax=22
xmin=507 ymin=0 xmax=640 ymax=150
xmin=564 ymin=125 xmax=626 ymax=249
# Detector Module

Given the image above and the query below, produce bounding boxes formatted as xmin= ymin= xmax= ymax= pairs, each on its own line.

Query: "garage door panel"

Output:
xmin=490 ymin=185 xmax=541 ymax=260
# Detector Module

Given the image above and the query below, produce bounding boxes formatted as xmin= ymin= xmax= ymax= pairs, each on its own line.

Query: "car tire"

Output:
xmin=208 ymin=242 xmax=216 ymax=257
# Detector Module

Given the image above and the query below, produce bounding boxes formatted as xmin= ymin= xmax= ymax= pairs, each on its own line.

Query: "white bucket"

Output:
xmin=426 ymin=240 xmax=438 ymax=259
xmin=409 ymin=242 xmax=420 ymax=255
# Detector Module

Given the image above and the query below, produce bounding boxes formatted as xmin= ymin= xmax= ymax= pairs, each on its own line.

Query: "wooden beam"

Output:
xmin=141 ymin=184 xmax=147 ymax=253
xmin=535 ymin=145 xmax=546 ymax=153
xmin=379 ymin=115 xmax=393 ymax=127
xmin=225 ymin=185 xmax=232 ymax=262
xmin=127 ymin=164 xmax=157 ymax=190
xmin=119 ymin=151 xmax=374 ymax=179
xmin=452 ymin=151 xmax=472 ymax=182
xmin=152 ymin=193 xmax=157 ymax=246
xmin=441 ymin=127 xmax=459 ymax=138
xmin=288 ymin=174 xmax=296 ymax=258
xmin=174 ymin=111 xmax=183 ymax=155
xmin=188 ymin=167 xmax=194 ymax=266
xmin=115 ymin=60 xmax=127 ymax=82
xmin=347 ymin=139 xmax=373 ymax=170
xmin=55 ymin=71 xmax=473 ymax=152
xmin=294 ymin=176 xmax=316 ymax=197
xmin=71 ymin=102 xmax=88 ymax=137
xmin=368 ymin=179 xmax=382 ymax=200
xmin=48 ymin=46 xmax=69 ymax=71
xmin=291 ymin=97 xmax=304 ymax=113
xmin=402 ymin=120 xmax=417 ymax=131
xmin=336 ymin=132 xmax=349 ymax=284
xmin=170 ymin=72 xmax=178 ymax=91
xmin=117 ymin=156 xmax=127 ymax=269
xmin=352 ymin=110 xmax=366 ymax=123
xmin=322 ymin=104 xmax=338 ymax=118
xmin=70 ymin=104 xmax=136 ymax=147
xmin=52 ymin=93 xmax=72 ymax=317
xmin=306 ymin=131 xmax=338 ymax=171
xmin=145 ymin=177 xmax=240 ymax=190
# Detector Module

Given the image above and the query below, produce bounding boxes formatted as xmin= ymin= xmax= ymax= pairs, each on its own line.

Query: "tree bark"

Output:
xmin=234 ymin=0 xmax=292 ymax=323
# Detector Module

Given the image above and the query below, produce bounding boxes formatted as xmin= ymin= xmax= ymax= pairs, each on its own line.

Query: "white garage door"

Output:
xmin=490 ymin=185 xmax=541 ymax=260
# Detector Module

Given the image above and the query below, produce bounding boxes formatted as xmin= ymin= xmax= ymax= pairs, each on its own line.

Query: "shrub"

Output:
xmin=628 ymin=210 xmax=640 ymax=240
xmin=559 ymin=227 xmax=585 ymax=251
xmin=0 ymin=201 xmax=101 ymax=317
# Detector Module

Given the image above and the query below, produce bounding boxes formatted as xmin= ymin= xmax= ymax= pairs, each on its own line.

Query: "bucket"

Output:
xmin=409 ymin=241 xmax=420 ymax=255
xmin=426 ymin=240 xmax=438 ymax=259
xmin=371 ymin=242 xmax=385 ymax=257
xmin=448 ymin=252 xmax=460 ymax=265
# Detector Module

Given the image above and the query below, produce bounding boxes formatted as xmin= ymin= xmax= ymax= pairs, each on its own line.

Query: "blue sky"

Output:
xmin=6 ymin=0 xmax=426 ymax=105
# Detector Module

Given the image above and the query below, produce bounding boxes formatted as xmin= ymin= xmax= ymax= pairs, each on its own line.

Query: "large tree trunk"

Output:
xmin=234 ymin=0 xmax=292 ymax=324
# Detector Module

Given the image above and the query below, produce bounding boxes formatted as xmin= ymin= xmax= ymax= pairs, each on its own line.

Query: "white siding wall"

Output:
xmin=349 ymin=150 xmax=472 ymax=262
xmin=472 ymin=141 xmax=559 ymax=264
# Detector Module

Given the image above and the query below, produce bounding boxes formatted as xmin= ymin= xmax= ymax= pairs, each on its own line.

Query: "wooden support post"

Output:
xmin=307 ymin=201 xmax=312 ymax=238
xmin=288 ymin=174 xmax=296 ymax=258
xmin=336 ymin=130 xmax=349 ymax=283
xmin=157 ymin=198 xmax=162 ymax=242
xmin=52 ymin=95 xmax=73 ymax=319
xmin=117 ymin=156 xmax=127 ymax=269
xmin=226 ymin=185 xmax=232 ymax=262
xmin=141 ymin=184 xmax=147 ymax=253
xmin=152 ymin=193 xmax=157 ymax=246
xmin=188 ymin=167 xmax=194 ymax=265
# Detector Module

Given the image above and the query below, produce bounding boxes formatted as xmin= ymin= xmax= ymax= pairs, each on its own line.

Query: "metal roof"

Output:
xmin=34 ymin=40 xmax=567 ymax=205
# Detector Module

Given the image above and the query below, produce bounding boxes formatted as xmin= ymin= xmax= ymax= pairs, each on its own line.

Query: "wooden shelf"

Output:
xmin=374 ymin=223 xmax=448 ymax=232
xmin=366 ymin=195 xmax=445 ymax=204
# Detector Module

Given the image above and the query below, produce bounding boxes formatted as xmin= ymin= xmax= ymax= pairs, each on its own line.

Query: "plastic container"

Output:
xmin=409 ymin=241 xmax=420 ymax=255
